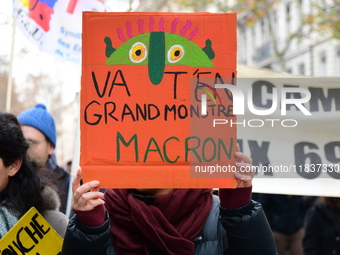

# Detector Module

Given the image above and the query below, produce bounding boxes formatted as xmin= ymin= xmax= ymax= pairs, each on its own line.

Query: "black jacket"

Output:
xmin=62 ymin=196 xmax=277 ymax=255
xmin=47 ymin=163 xmax=70 ymax=214
xmin=303 ymin=203 xmax=340 ymax=255
xmin=257 ymin=194 xmax=306 ymax=234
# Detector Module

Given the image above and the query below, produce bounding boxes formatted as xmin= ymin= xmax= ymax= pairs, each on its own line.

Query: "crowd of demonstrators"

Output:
xmin=2 ymin=102 xmax=339 ymax=254
xmin=3 ymin=102 xmax=338 ymax=254
xmin=17 ymin=103 xmax=70 ymax=214
xmin=61 ymin=146 xmax=278 ymax=255
xmin=0 ymin=111 xmax=68 ymax=238
xmin=303 ymin=197 xmax=340 ymax=255
xmin=256 ymin=194 xmax=307 ymax=255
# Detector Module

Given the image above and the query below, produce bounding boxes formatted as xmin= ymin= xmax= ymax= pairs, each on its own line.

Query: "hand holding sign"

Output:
xmin=72 ymin=168 xmax=105 ymax=212
xmin=234 ymin=144 xmax=255 ymax=188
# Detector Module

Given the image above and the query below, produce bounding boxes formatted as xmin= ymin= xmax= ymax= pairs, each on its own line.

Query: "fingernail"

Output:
xmin=234 ymin=172 xmax=242 ymax=178
xmin=235 ymin=162 xmax=242 ymax=166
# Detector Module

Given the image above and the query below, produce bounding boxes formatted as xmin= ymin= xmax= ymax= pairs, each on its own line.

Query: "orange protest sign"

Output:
xmin=81 ymin=12 xmax=237 ymax=188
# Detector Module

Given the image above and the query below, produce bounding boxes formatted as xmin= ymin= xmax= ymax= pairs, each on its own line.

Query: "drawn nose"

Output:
xmin=148 ymin=32 xmax=165 ymax=85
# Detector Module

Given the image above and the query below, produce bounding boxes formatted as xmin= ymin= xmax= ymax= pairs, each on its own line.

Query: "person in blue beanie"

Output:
xmin=0 ymin=111 xmax=69 ymax=238
xmin=17 ymin=103 xmax=70 ymax=215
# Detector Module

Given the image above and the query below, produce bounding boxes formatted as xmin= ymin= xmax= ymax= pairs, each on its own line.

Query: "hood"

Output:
xmin=41 ymin=186 xmax=61 ymax=211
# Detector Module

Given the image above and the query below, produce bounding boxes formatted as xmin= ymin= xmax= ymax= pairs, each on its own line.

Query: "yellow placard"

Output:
xmin=0 ymin=207 xmax=63 ymax=254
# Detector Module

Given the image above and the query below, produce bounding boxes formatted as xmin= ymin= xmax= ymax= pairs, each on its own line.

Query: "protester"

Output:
xmin=18 ymin=103 xmax=70 ymax=214
xmin=0 ymin=111 xmax=68 ymax=238
xmin=65 ymin=160 xmax=72 ymax=174
xmin=257 ymin=194 xmax=306 ymax=255
xmin=303 ymin=197 xmax=340 ymax=255
xmin=61 ymin=146 xmax=278 ymax=255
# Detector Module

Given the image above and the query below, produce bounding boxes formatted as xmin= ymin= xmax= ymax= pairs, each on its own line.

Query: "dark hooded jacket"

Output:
xmin=61 ymin=195 xmax=277 ymax=255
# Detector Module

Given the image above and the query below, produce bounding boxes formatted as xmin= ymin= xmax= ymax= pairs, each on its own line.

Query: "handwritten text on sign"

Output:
xmin=0 ymin=207 xmax=63 ymax=255
xmin=81 ymin=12 xmax=238 ymax=188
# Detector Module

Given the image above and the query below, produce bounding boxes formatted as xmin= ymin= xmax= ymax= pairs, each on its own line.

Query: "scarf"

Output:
xmin=0 ymin=206 xmax=19 ymax=239
xmin=104 ymin=189 xmax=213 ymax=255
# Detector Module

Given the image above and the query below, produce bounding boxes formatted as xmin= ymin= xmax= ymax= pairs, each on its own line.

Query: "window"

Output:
xmin=320 ymin=53 xmax=327 ymax=76
xmin=272 ymin=11 xmax=277 ymax=32
xmin=298 ymin=0 xmax=303 ymax=14
xmin=261 ymin=18 xmax=266 ymax=43
xmin=337 ymin=47 xmax=340 ymax=76
xmin=299 ymin=63 xmax=305 ymax=75
xmin=286 ymin=2 xmax=291 ymax=35
xmin=239 ymin=25 xmax=247 ymax=64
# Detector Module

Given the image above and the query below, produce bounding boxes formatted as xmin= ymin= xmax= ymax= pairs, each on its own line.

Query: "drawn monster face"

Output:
xmin=104 ymin=19 xmax=215 ymax=85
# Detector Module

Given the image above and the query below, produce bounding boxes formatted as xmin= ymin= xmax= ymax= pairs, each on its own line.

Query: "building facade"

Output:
xmin=237 ymin=0 xmax=340 ymax=76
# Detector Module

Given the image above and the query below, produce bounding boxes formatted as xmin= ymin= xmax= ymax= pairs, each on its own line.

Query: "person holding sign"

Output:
xmin=61 ymin=148 xmax=277 ymax=255
xmin=0 ymin=111 xmax=69 ymax=238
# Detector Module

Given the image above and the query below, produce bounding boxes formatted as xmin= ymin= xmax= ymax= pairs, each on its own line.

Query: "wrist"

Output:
xmin=73 ymin=204 xmax=106 ymax=227
xmin=218 ymin=186 xmax=252 ymax=209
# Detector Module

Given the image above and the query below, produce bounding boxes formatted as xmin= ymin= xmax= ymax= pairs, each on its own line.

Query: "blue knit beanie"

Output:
xmin=18 ymin=103 xmax=57 ymax=148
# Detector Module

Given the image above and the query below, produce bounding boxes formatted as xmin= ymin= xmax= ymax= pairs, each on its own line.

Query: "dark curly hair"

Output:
xmin=0 ymin=111 xmax=44 ymax=217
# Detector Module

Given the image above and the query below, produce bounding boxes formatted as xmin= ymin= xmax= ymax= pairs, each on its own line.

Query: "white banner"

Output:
xmin=12 ymin=0 xmax=106 ymax=65
xmin=236 ymin=65 xmax=340 ymax=197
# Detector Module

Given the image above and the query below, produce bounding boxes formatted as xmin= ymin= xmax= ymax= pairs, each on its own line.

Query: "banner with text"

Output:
xmin=234 ymin=77 xmax=340 ymax=197
xmin=81 ymin=12 xmax=238 ymax=188
xmin=13 ymin=0 xmax=105 ymax=65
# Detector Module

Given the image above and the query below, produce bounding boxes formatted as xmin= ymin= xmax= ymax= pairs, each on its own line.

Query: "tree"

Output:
xmin=20 ymin=72 xmax=63 ymax=126
xmin=307 ymin=0 xmax=340 ymax=39
xmin=0 ymin=51 xmax=63 ymax=119
xmin=219 ymin=0 xmax=308 ymax=72
xmin=218 ymin=0 xmax=340 ymax=71
xmin=0 ymin=57 xmax=27 ymax=116
xmin=169 ymin=0 xmax=215 ymax=12
xmin=103 ymin=0 xmax=170 ymax=11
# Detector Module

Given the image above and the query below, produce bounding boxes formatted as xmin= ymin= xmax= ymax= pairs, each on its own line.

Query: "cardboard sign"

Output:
xmin=0 ymin=207 xmax=63 ymax=254
xmin=81 ymin=12 xmax=238 ymax=188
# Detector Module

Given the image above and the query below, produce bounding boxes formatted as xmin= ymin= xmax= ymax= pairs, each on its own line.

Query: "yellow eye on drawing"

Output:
xmin=168 ymin=45 xmax=184 ymax=63
xmin=129 ymin=42 xmax=147 ymax=63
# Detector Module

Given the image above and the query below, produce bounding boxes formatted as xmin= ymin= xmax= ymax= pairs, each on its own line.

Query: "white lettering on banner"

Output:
xmin=213 ymin=119 xmax=298 ymax=128
xmin=201 ymin=80 xmax=340 ymax=116
xmin=210 ymin=74 xmax=340 ymax=196
xmin=201 ymin=84 xmax=312 ymax=116
xmin=250 ymin=81 xmax=340 ymax=113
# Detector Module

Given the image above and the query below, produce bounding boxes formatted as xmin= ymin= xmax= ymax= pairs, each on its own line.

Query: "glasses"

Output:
xmin=27 ymin=139 xmax=46 ymax=148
